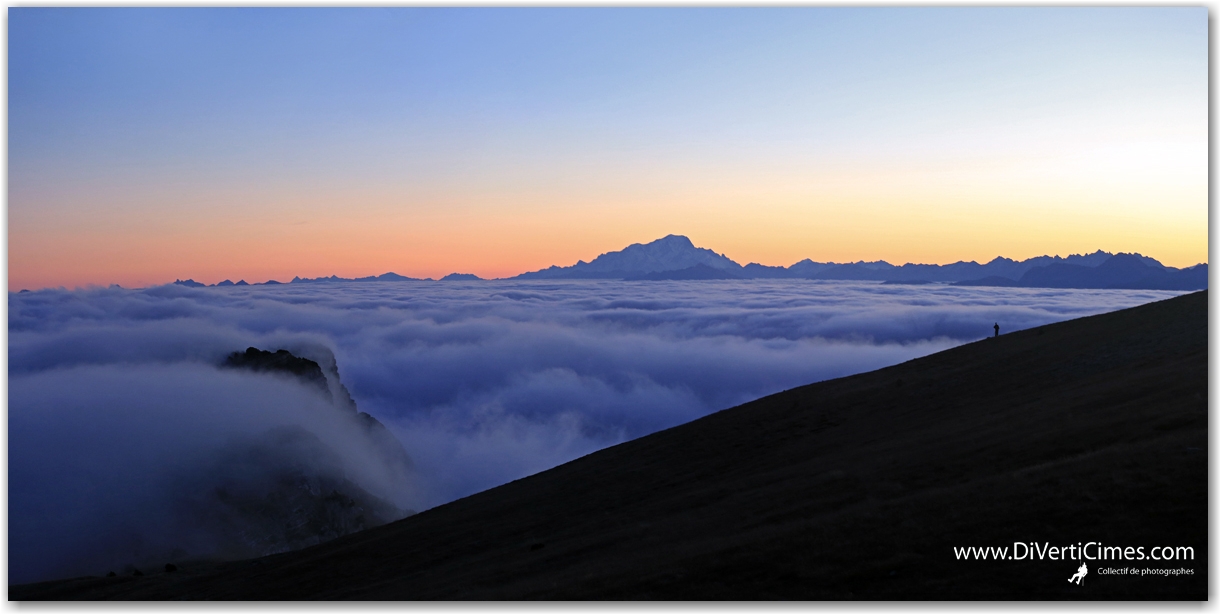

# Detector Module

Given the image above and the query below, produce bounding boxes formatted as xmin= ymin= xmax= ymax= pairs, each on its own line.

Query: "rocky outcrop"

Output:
xmin=224 ymin=348 xmax=331 ymax=398
xmin=224 ymin=347 xmax=413 ymax=475
xmin=207 ymin=347 xmax=414 ymax=559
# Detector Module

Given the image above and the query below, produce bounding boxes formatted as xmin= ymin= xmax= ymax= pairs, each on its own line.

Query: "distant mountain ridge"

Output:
xmin=174 ymin=273 xmax=424 ymax=288
xmin=510 ymin=235 xmax=1206 ymax=290
xmin=516 ymin=235 xmax=742 ymax=280
xmin=169 ymin=235 xmax=1206 ymax=291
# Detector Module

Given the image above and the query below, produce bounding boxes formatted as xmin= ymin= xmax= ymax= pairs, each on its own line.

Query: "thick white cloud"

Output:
xmin=7 ymin=280 xmax=1183 ymax=582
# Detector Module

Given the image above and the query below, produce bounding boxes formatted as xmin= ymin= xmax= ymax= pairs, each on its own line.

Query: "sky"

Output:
xmin=10 ymin=279 xmax=1184 ymax=582
xmin=8 ymin=7 xmax=1209 ymax=289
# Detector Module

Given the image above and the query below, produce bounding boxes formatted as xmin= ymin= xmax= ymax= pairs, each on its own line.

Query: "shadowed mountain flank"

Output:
xmin=625 ymin=263 xmax=743 ymax=281
xmin=12 ymin=292 xmax=1206 ymax=600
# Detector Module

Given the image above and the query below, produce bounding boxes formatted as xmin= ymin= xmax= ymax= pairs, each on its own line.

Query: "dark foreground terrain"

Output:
xmin=13 ymin=291 xmax=1207 ymax=600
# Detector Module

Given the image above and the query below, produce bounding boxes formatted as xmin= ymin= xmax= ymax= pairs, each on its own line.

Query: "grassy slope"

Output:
xmin=12 ymin=291 xmax=1207 ymax=600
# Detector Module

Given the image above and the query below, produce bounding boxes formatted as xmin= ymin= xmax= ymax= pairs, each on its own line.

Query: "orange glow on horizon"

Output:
xmin=9 ymin=214 xmax=1207 ymax=291
xmin=9 ymin=138 xmax=1207 ymax=291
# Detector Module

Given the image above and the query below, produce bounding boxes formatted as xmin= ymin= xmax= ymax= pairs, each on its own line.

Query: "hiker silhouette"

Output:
xmin=1069 ymin=562 xmax=1087 ymax=585
xmin=993 ymin=323 xmax=1000 ymax=338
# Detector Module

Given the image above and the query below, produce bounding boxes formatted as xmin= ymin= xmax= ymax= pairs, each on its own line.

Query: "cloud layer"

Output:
xmin=8 ymin=280 xmax=1184 ymax=582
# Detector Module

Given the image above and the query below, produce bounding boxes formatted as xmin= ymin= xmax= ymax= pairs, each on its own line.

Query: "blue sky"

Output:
xmin=8 ymin=8 xmax=1208 ymax=288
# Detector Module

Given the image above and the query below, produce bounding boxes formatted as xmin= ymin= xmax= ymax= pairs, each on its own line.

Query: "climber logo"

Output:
xmin=1068 ymin=561 xmax=1087 ymax=585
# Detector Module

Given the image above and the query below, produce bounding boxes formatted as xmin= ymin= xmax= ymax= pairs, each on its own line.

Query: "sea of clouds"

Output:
xmin=8 ymin=280 xmax=1186 ymax=583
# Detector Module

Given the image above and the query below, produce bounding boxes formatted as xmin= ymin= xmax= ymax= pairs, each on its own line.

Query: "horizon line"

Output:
xmin=11 ymin=240 xmax=1209 ymax=293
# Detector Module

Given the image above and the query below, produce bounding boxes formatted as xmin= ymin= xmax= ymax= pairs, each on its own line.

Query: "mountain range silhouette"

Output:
xmin=172 ymin=235 xmax=1207 ymax=291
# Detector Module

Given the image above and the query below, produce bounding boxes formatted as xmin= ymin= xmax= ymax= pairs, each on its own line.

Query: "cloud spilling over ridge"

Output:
xmin=8 ymin=280 xmax=1184 ymax=582
xmin=9 ymin=363 xmax=415 ymax=582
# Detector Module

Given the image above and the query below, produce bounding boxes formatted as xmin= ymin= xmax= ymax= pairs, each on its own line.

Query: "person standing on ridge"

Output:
xmin=994 ymin=323 xmax=1000 ymax=338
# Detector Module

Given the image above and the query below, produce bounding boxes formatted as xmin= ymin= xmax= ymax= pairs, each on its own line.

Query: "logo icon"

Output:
xmin=1068 ymin=562 xmax=1088 ymax=585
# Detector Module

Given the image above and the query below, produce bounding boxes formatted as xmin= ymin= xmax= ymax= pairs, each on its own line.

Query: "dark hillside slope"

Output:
xmin=13 ymin=292 xmax=1207 ymax=600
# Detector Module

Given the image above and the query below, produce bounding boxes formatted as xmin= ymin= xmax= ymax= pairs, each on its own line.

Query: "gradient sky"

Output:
xmin=8 ymin=7 xmax=1208 ymax=289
